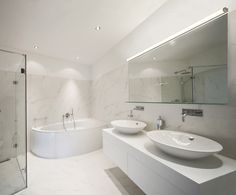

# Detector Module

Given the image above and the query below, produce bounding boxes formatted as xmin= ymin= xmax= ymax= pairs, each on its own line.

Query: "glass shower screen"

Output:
xmin=0 ymin=49 xmax=27 ymax=195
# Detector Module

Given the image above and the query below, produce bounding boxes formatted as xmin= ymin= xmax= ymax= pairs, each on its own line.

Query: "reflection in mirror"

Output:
xmin=128 ymin=13 xmax=228 ymax=105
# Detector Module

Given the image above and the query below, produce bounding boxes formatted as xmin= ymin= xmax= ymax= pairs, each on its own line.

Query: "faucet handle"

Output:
xmin=128 ymin=110 xmax=134 ymax=118
xmin=64 ymin=112 xmax=70 ymax=118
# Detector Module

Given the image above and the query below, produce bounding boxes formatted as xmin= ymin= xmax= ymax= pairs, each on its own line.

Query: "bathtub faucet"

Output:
xmin=64 ymin=112 xmax=71 ymax=119
xmin=63 ymin=109 xmax=74 ymax=119
xmin=63 ymin=109 xmax=76 ymax=130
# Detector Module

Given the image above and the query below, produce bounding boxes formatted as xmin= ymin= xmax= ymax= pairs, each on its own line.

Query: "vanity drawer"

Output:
xmin=103 ymin=132 xmax=128 ymax=173
xmin=127 ymin=154 xmax=188 ymax=195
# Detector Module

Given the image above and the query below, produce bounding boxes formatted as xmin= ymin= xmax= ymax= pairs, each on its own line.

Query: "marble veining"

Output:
xmin=27 ymin=74 xmax=92 ymax=149
xmin=92 ymin=65 xmax=129 ymax=123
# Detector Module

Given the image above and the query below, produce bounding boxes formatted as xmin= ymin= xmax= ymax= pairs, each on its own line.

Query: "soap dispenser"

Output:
xmin=157 ymin=116 xmax=164 ymax=130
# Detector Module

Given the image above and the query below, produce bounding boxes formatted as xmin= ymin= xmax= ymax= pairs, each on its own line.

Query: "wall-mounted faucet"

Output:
xmin=128 ymin=110 xmax=134 ymax=118
xmin=127 ymin=106 xmax=144 ymax=119
xmin=182 ymin=109 xmax=203 ymax=122
xmin=133 ymin=106 xmax=144 ymax=111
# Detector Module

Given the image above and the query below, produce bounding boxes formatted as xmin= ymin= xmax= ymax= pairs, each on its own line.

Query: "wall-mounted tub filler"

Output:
xmin=62 ymin=109 xmax=76 ymax=130
xmin=181 ymin=109 xmax=203 ymax=122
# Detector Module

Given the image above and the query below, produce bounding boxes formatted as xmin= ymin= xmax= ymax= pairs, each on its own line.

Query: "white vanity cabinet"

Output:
xmin=103 ymin=128 xmax=236 ymax=195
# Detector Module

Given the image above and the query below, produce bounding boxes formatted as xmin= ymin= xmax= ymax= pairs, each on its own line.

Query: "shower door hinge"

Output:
xmin=21 ymin=68 xmax=25 ymax=74
xmin=13 ymin=143 xmax=18 ymax=148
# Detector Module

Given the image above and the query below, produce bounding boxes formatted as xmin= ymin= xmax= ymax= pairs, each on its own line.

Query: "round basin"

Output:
xmin=111 ymin=120 xmax=147 ymax=134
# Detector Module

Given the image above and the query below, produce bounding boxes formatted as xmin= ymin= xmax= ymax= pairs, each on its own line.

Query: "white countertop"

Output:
xmin=103 ymin=128 xmax=236 ymax=184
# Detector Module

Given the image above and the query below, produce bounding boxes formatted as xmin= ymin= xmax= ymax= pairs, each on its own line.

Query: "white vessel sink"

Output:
xmin=111 ymin=120 xmax=147 ymax=134
xmin=147 ymin=130 xmax=223 ymax=159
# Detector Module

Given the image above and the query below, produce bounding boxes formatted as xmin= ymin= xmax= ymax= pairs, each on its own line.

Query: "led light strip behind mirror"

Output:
xmin=127 ymin=7 xmax=228 ymax=62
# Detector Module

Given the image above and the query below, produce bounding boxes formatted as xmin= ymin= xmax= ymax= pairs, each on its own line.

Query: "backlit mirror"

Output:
xmin=128 ymin=13 xmax=228 ymax=104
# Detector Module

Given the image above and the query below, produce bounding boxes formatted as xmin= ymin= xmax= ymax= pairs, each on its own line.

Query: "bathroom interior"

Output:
xmin=0 ymin=0 xmax=236 ymax=195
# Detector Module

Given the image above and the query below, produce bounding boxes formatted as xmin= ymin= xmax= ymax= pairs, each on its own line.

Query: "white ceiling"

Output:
xmin=0 ymin=0 xmax=167 ymax=65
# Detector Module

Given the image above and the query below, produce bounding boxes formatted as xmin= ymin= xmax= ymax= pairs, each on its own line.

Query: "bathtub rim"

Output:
xmin=32 ymin=118 xmax=106 ymax=133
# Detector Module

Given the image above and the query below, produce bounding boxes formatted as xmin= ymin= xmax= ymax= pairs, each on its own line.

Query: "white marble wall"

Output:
xmin=28 ymin=75 xmax=91 ymax=128
xmin=26 ymin=55 xmax=92 ymax=124
xmin=26 ymin=55 xmax=92 ymax=150
xmin=92 ymin=65 xmax=128 ymax=123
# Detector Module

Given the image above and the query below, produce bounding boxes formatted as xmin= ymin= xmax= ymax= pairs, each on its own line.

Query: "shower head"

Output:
xmin=180 ymin=71 xmax=191 ymax=75
xmin=174 ymin=67 xmax=191 ymax=75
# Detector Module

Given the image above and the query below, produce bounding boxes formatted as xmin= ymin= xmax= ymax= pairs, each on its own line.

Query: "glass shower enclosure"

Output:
xmin=0 ymin=49 xmax=27 ymax=195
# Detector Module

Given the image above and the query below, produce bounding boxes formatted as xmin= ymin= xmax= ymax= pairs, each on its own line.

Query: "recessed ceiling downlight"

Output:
xmin=34 ymin=45 xmax=38 ymax=49
xmin=95 ymin=26 xmax=101 ymax=31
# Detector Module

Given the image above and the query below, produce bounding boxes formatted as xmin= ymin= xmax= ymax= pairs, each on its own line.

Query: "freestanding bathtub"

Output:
xmin=31 ymin=118 xmax=106 ymax=159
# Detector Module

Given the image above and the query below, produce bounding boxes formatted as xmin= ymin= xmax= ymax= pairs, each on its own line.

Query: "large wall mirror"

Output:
xmin=128 ymin=13 xmax=228 ymax=105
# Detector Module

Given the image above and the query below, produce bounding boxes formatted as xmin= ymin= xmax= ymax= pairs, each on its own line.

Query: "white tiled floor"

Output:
xmin=0 ymin=158 xmax=25 ymax=195
xmin=16 ymin=150 xmax=144 ymax=195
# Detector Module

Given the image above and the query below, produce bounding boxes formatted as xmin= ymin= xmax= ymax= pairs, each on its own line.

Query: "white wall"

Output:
xmin=91 ymin=0 xmax=236 ymax=159
xmin=27 ymin=54 xmax=91 ymax=80
xmin=27 ymin=54 xmax=92 ymax=127
xmin=26 ymin=54 xmax=92 ymax=150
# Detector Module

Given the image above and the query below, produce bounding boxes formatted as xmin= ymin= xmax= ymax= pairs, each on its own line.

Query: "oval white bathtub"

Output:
xmin=31 ymin=118 xmax=106 ymax=159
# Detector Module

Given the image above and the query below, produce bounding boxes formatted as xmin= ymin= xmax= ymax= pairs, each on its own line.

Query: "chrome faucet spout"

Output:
xmin=182 ymin=112 xmax=187 ymax=122
xmin=62 ymin=108 xmax=76 ymax=130
xmin=181 ymin=109 xmax=203 ymax=122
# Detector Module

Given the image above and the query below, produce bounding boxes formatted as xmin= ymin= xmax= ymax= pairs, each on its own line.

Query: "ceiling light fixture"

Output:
xmin=95 ymin=26 xmax=101 ymax=31
xmin=33 ymin=45 xmax=38 ymax=49
xmin=126 ymin=7 xmax=228 ymax=62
